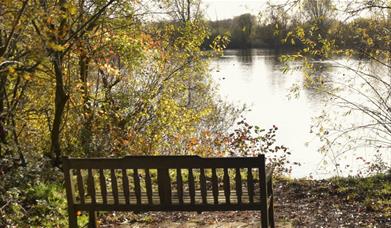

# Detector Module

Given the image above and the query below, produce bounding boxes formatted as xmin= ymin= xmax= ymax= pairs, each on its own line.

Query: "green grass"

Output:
xmin=330 ymin=171 xmax=391 ymax=215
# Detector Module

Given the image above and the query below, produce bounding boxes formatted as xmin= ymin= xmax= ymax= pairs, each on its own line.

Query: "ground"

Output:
xmin=99 ymin=177 xmax=390 ymax=227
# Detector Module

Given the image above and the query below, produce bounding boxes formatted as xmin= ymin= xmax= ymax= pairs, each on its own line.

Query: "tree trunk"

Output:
xmin=50 ymin=53 xmax=68 ymax=166
xmin=0 ymin=73 xmax=7 ymax=155
xmin=79 ymin=53 xmax=93 ymax=156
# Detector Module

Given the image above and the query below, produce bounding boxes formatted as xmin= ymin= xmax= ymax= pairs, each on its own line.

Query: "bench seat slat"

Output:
xmin=74 ymin=203 xmax=264 ymax=212
xmin=77 ymin=190 xmax=261 ymax=206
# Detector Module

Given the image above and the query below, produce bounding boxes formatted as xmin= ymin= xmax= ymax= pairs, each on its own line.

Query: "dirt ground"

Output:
xmin=101 ymin=211 xmax=292 ymax=228
xmin=99 ymin=178 xmax=389 ymax=228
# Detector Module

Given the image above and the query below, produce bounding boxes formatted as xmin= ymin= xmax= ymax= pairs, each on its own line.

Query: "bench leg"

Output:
xmin=261 ymin=205 xmax=269 ymax=228
xmin=269 ymin=194 xmax=275 ymax=228
xmin=88 ymin=211 xmax=98 ymax=228
xmin=68 ymin=209 xmax=78 ymax=228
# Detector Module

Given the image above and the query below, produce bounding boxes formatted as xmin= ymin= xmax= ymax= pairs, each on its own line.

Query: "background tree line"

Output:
xmin=204 ymin=5 xmax=390 ymax=52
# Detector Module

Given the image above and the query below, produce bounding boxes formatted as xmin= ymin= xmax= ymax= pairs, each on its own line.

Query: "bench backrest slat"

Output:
xmin=157 ymin=168 xmax=171 ymax=205
xmin=211 ymin=168 xmax=219 ymax=204
xmin=76 ymin=169 xmax=85 ymax=204
xmin=110 ymin=169 xmax=119 ymax=205
xmin=99 ymin=169 xmax=107 ymax=204
xmin=122 ymin=169 xmax=130 ymax=204
xmin=144 ymin=169 xmax=153 ymax=205
xmin=247 ymin=168 xmax=254 ymax=204
xmin=223 ymin=168 xmax=230 ymax=204
xmin=188 ymin=168 xmax=195 ymax=205
xmin=133 ymin=169 xmax=141 ymax=205
xmin=87 ymin=169 xmax=96 ymax=205
xmin=235 ymin=168 xmax=242 ymax=204
xmin=200 ymin=168 xmax=207 ymax=204
xmin=176 ymin=168 xmax=184 ymax=205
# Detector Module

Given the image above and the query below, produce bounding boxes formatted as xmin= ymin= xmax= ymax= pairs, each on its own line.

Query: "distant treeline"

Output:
xmin=204 ymin=14 xmax=278 ymax=49
xmin=203 ymin=13 xmax=390 ymax=51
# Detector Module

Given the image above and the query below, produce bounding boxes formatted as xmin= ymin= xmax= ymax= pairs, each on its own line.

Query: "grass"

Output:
xmin=330 ymin=171 xmax=391 ymax=215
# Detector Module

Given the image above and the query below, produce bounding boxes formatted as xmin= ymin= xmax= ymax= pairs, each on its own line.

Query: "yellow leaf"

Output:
xmin=8 ymin=67 xmax=15 ymax=74
xmin=68 ymin=6 xmax=77 ymax=15
xmin=48 ymin=42 xmax=65 ymax=52
xmin=367 ymin=38 xmax=373 ymax=46
xmin=23 ymin=73 xmax=31 ymax=80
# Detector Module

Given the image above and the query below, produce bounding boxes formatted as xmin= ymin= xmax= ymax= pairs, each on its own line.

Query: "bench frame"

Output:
xmin=63 ymin=155 xmax=275 ymax=228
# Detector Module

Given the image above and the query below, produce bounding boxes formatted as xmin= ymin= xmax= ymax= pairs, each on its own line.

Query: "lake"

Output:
xmin=210 ymin=49 xmax=390 ymax=178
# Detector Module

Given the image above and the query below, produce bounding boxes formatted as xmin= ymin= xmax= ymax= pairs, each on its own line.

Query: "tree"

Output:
xmin=260 ymin=4 xmax=291 ymax=49
xmin=0 ymin=0 xmax=41 ymax=169
xmin=230 ymin=14 xmax=256 ymax=48
xmin=18 ymin=0 xmax=117 ymax=165
xmin=163 ymin=0 xmax=203 ymax=23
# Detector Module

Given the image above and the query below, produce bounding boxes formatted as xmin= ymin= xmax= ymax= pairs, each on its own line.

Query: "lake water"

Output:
xmin=210 ymin=49 xmax=390 ymax=178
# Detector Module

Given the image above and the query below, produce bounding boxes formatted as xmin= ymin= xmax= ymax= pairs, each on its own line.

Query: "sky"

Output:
xmin=201 ymin=0 xmax=270 ymax=20
xmin=200 ymin=0 xmax=376 ymax=22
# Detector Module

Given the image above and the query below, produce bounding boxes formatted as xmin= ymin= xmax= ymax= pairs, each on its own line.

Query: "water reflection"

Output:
xmin=236 ymin=49 xmax=253 ymax=63
xmin=212 ymin=49 xmax=325 ymax=178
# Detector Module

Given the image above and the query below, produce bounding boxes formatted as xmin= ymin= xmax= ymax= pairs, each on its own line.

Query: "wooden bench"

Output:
xmin=62 ymin=155 xmax=275 ymax=228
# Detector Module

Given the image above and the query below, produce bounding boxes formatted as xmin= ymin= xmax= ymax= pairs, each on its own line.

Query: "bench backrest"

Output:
xmin=63 ymin=155 xmax=271 ymax=212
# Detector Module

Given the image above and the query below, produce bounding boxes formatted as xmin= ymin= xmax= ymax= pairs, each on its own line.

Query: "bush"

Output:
xmin=0 ymin=161 xmax=68 ymax=227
